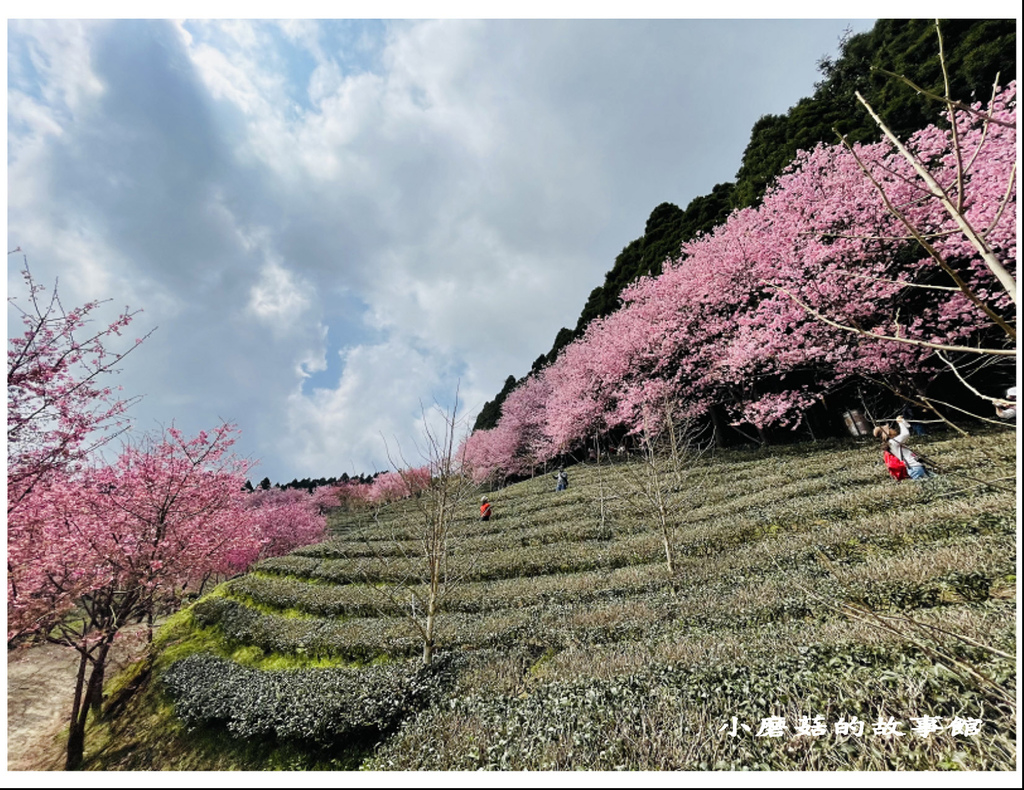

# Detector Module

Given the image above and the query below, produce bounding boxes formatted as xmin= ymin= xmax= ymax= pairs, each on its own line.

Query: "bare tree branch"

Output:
xmin=367 ymin=385 xmax=478 ymax=666
xmin=772 ymin=285 xmax=1015 ymax=356
xmin=853 ymin=91 xmax=1017 ymax=307
xmin=835 ymin=129 xmax=1016 ymax=341
xmin=869 ymin=68 xmax=1015 ymax=129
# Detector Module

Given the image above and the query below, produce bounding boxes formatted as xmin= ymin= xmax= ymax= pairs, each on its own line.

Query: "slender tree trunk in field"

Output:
xmin=655 ymin=487 xmax=678 ymax=589
xmin=594 ymin=435 xmax=607 ymax=531
xmin=650 ymin=434 xmax=676 ymax=579
xmin=423 ymin=594 xmax=437 ymax=666
xmin=376 ymin=387 xmax=476 ymax=668
xmin=659 ymin=516 xmax=676 ymax=577
xmin=708 ymin=406 xmax=727 ymax=448
xmin=87 ymin=639 xmax=112 ymax=716
xmin=614 ymin=406 xmax=715 ymax=592
xmin=421 ymin=496 xmax=443 ymax=667
xmin=66 ymin=651 xmax=90 ymax=770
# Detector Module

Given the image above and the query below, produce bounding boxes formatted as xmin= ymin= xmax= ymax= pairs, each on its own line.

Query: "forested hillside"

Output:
xmin=475 ymin=18 xmax=1016 ymax=433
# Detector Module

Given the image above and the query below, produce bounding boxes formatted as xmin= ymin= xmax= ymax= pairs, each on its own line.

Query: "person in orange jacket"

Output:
xmin=480 ymin=496 xmax=492 ymax=521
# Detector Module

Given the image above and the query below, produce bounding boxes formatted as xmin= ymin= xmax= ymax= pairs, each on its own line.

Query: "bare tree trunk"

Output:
xmin=612 ymin=405 xmax=715 ymax=591
xmin=594 ymin=434 xmax=607 ymax=530
xmin=654 ymin=457 xmax=677 ymax=581
xmin=659 ymin=518 xmax=676 ymax=577
xmin=423 ymin=592 xmax=437 ymax=666
xmin=65 ymin=650 xmax=91 ymax=770
xmin=87 ymin=638 xmax=112 ymax=717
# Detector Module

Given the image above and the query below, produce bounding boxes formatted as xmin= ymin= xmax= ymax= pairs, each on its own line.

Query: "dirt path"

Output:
xmin=7 ymin=641 xmax=82 ymax=770
xmin=7 ymin=635 xmax=148 ymax=771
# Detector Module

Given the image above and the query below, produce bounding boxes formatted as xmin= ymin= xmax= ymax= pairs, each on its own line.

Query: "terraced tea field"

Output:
xmin=89 ymin=430 xmax=1016 ymax=770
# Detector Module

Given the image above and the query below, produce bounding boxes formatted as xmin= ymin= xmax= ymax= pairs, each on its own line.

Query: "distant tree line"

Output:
xmin=245 ymin=471 xmax=382 ymax=494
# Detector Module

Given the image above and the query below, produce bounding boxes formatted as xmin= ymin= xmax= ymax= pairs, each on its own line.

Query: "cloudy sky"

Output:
xmin=7 ymin=11 xmax=896 ymax=483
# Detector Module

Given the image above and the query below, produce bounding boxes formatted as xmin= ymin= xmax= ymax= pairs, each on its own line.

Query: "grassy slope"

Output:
xmin=80 ymin=428 xmax=1016 ymax=771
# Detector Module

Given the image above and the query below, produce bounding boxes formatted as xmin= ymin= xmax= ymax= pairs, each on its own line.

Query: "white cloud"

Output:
xmin=11 ymin=20 xmax=105 ymax=116
xmin=7 ymin=18 xmax=879 ymax=482
xmin=7 ymin=92 xmax=64 ymax=141
xmin=276 ymin=19 xmax=326 ymax=62
xmin=281 ymin=339 xmax=454 ymax=475
xmin=181 ymin=38 xmax=264 ymax=114
xmin=247 ymin=260 xmax=314 ymax=326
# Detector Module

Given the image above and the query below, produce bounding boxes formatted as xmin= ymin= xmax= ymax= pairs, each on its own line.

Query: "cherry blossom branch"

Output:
xmin=809 ymin=229 xmax=962 ymax=243
xmin=920 ymin=393 xmax=1018 ymax=431
xmin=983 ymin=159 xmax=1017 ymax=245
xmin=7 ymin=259 xmax=155 ymax=514
xmin=829 ymin=270 xmax=962 ymax=292
xmin=953 ymin=72 xmax=1001 ymax=186
xmin=934 ymin=22 xmax=967 ymax=212
xmin=772 ymin=285 xmax=1015 ymax=356
xmin=868 ymin=373 xmax=1017 ymax=447
xmin=812 ymin=150 xmax=1015 ymax=247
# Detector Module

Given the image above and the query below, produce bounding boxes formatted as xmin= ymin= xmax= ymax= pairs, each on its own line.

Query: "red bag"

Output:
xmin=884 ymin=450 xmax=909 ymax=481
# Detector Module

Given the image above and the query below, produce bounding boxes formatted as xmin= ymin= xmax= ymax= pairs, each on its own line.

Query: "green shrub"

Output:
xmin=163 ymin=652 xmax=458 ymax=745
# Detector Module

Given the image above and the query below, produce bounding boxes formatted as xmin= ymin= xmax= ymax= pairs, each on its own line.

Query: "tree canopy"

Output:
xmin=476 ymin=20 xmax=1016 ymax=430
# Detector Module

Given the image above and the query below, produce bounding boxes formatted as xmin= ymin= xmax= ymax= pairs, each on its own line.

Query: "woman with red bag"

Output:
xmin=873 ymin=416 xmax=933 ymax=481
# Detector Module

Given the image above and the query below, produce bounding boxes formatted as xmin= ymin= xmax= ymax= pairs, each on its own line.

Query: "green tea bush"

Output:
xmin=163 ymin=652 xmax=458 ymax=745
xmin=297 ymin=517 xmax=641 ymax=562
xmin=152 ymin=429 xmax=1015 ymax=770
xmin=365 ymin=640 xmax=1015 ymax=771
xmin=191 ymin=596 xmax=419 ymax=660
xmin=233 ymin=562 xmax=668 ymax=619
xmin=258 ymin=533 xmax=666 ymax=586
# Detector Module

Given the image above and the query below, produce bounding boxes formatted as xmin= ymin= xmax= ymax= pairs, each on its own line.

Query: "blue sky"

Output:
xmin=11 ymin=8 xmax=995 ymax=483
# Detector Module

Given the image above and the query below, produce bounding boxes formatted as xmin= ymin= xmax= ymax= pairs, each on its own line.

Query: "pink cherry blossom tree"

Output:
xmin=309 ymin=482 xmax=346 ymax=513
xmin=470 ymin=78 xmax=1014 ymax=478
xmin=366 ymin=465 xmax=432 ymax=504
xmin=789 ymin=83 xmax=1015 ymax=421
xmin=461 ymin=375 xmax=554 ymax=484
xmin=6 ymin=259 xmax=335 ymax=766
xmin=239 ymin=486 xmax=328 ymax=564
xmin=7 ymin=423 xmax=257 ymax=769
xmin=313 ymin=478 xmax=374 ymax=510
xmin=460 ymin=426 xmax=510 ymax=485
xmin=7 ymin=256 xmax=151 ymax=517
